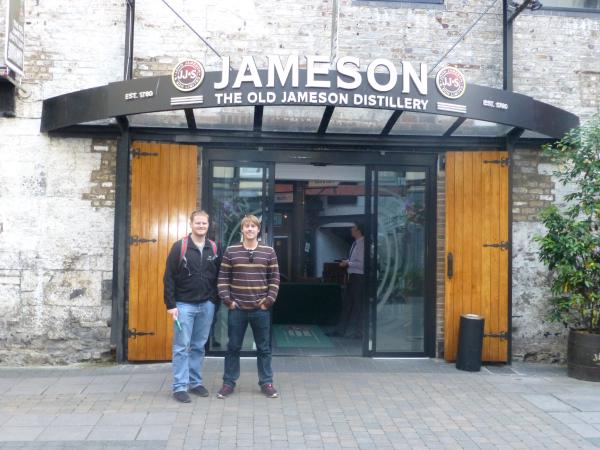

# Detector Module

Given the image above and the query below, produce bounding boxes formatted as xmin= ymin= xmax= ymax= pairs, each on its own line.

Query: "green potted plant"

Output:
xmin=535 ymin=116 xmax=600 ymax=382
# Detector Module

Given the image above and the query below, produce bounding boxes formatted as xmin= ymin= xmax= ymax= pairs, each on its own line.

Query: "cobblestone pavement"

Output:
xmin=0 ymin=358 xmax=599 ymax=449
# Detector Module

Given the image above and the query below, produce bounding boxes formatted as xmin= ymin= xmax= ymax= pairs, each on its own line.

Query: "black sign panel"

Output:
xmin=41 ymin=69 xmax=579 ymax=138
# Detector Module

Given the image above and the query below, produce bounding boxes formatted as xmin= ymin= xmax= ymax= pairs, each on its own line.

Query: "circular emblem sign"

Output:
xmin=172 ymin=59 xmax=205 ymax=92
xmin=436 ymin=66 xmax=466 ymax=100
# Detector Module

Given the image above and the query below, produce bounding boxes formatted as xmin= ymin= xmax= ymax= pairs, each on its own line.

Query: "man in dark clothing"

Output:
xmin=216 ymin=214 xmax=281 ymax=399
xmin=164 ymin=209 xmax=219 ymax=403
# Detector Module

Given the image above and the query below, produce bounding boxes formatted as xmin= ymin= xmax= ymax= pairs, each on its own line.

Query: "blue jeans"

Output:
xmin=172 ymin=301 xmax=215 ymax=393
xmin=223 ymin=308 xmax=273 ymax=387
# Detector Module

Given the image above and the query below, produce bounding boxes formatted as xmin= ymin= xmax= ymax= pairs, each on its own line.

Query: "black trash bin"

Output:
xmin=456 ymin=314 xmax=485 ymax=372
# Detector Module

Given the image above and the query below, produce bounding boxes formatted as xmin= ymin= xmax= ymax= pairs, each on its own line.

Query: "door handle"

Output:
xmin=447 ymin=252 xmax=453 ymax=279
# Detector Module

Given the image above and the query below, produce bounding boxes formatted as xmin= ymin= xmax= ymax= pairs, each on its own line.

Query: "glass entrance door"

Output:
xmin=205 ymin=161 xmax=275 ymax=353
xmin=366 ymin=167 xmax=433 ymax=356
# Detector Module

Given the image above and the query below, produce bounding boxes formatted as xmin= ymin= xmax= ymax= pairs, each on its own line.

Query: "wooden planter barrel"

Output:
xmin=567 ymin=329 xmax=600 ymax=382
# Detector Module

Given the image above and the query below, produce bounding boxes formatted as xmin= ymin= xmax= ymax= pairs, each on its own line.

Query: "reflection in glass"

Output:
xmin=375 ymin=170 xmax=426 ymax=352
xmin=327 ymin=107 xmax=394 ymax=134
xmin=542 ymin=0 xmax=599 ymax=8
xmin=262 ymin=106 xmax=325 ymax=132
xmin=390 ymin=112 xmax=456 ymax=135
xmin=453 ymin=119 xmax=512 ymax=137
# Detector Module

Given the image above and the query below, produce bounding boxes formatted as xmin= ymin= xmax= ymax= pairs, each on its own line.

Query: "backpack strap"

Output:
xmin=180 ymin=236 xmax=217 ymax=267
xmin=179 ymin=235 xmax=189 ymax=267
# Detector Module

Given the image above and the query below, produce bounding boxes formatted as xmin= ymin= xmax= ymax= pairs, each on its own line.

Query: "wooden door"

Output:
xmin=444 ymin=151 xmax=509 ymax=362
xmin=128 ymin=142 xmax=197 ymax=361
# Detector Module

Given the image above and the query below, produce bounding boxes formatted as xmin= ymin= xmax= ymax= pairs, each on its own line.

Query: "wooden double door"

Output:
xmin=444 ymin=151 xmax=509 ymax=363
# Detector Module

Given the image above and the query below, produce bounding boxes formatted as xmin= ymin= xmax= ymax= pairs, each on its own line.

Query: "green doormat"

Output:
xmin=273 ymin=324 xmax=334 ymax=348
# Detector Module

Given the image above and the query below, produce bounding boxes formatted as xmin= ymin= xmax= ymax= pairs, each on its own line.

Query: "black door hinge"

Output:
xmin=127 ymin=328 xmax=155 ymax=339
xmin=483 ymin=157 xmax=510 ymax=167
xmin=483 ymin=241 xmax=510 ymax=251
xmin=130 ymin=235 xmax=157 ymax=245
xmin=131 ymin=148 xmax=159 ymax=158
xmin=484 ymin=331 xmax=509 ymax=340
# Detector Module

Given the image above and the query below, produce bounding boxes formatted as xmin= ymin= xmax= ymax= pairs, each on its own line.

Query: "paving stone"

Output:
xmin=566 ymin=423 xmax=600 ymax=438
xmin=87 ymin=426 xmax=141 ymax=441
xmin=522 ymin=394 xmax=576 ymax=412
xmin=97 ymin=412 xmax=148 ymax=426
xmin=555 ymin=395 xmax=600 ymax=412
xmin=0 ymin=426 xmax=45 ymax=441
xmin=36 ymin=426 xmax=93 ymax=441
xmin=5 ymin=415 xmax=55 ymax=427
xmin=51 ymin=413 xmax=102 ymax=426
xmin=136 ymin=425 xmax=172 ymax=440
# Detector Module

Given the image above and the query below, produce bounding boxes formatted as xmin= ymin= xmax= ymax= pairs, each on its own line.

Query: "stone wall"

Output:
xmin=0 ymin=119 xmax=117 ymax=364
xmin=511 ymin=148 xmax=575 ymax=362
xmin=0 ymin=0 xmax=123 ymax=364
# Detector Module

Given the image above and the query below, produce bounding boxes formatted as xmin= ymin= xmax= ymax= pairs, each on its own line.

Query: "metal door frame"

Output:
xmin=203 ymin=148 xmax=436 ymax=357
xmin=365 ymin=164 xmax=437 ymax=357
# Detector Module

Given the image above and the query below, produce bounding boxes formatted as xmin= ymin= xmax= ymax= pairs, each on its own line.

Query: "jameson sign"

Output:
xmin=42 ymin=54 xmax=581 ymax=137
xmin=4 ymin=0 xmax=25 ymax=75
xmin=165 ymin=56 xmax=437 ymax=112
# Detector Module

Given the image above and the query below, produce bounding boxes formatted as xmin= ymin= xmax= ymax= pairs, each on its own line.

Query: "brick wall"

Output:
xmin=436 ymin=160 xmax=445 ymax=358
xmin=511 ymin=147 xmax=571 ymax=362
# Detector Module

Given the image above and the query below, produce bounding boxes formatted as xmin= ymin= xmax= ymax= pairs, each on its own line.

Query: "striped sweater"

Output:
xmin=217 ymin=244 xmax=280 ymax=310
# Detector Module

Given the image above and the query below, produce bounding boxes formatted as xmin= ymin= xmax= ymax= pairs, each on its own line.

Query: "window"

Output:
xmin=541 ymin=0 xmax=600 ymax=10
xmin=359 ymin=0 xmax=444 ymax=5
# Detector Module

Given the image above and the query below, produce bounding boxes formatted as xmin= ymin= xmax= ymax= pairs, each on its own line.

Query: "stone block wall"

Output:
xmin=0 ymin=118 xmax=117 ymax=364
xmin=510 ymin=147 xmax=576 ymax=362
xmin=0 ymin=0 xmax=123 ymax=364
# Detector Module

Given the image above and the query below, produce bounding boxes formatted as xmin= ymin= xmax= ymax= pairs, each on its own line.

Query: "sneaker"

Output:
xmin=189 ymin=385 xmax=209 ymax=397
xmin=260 ymin=383 xmax=279 ymax=398
xmin=216 ymin=384 xmax=234 ymax=399
xmin=173 ymin=391 xmax=191 ymax=403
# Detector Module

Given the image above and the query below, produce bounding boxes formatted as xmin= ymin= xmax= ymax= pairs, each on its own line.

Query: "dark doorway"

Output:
xmin=271 ymin=164 xmax=366 ymax=356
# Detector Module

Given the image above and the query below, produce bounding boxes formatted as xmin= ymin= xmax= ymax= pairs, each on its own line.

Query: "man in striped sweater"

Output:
xmin=216 ymin=214 xmax=281 ymax=398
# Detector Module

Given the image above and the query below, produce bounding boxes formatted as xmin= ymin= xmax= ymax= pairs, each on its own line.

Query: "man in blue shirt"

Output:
xmin=328 ymin=223 xmax=365 ymax=338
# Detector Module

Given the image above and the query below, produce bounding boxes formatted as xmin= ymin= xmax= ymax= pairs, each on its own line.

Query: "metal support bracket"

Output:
xmin=484 ymin=158 xmax=511 ymax=167
xmin=483 ymin=241 xmax=511 ymax=251
xmin=131 ymin=149 xmax=159 ymax=158
xmin=130 ymin=235 xmax=157 ymax=245
xmin=484 ymin=331 xmax=509 ymax=340
xmin=127 ymin=328 xmax=155 ymax=339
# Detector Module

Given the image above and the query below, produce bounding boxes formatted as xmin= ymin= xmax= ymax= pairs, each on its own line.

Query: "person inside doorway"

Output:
xmin=327 ymin=223 xmax=365 ymax=339
xmin=217 ymin=214 xmax=281 ymax=398
xmin=164 ymin=210 xmax=220 ymax=403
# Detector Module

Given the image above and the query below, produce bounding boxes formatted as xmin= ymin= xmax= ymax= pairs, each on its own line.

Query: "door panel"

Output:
xmin=368 ymin=167 xmax=430 ymax=355
xmin=444 ymin=151 xmax=509 ymax=362
xmin=207 ymin=162 xmax=274 ymax=353
xmin=128 ymin=142 xmax=197 ymax=361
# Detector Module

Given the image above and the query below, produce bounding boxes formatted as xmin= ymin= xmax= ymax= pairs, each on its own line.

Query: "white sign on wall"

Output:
xmin=4 ymin=0 xmax=25 ymax=76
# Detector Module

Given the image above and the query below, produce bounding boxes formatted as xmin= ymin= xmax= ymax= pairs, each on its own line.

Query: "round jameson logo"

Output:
xmin=436 ymin=67 xmax=466 ymax=99
xmin=172 ymin=59 xmax=205 ymax=92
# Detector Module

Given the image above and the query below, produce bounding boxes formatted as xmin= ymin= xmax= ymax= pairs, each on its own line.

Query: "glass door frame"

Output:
xmin=202 ymin=148 xmax=436 ymax=358
xmin=364 ymin=164 xmax=437 ymax=358
xmin=202 ymin=159 xmax=275 ymax=357
xmin=202 ymin=160 xmax=276 ymax=247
